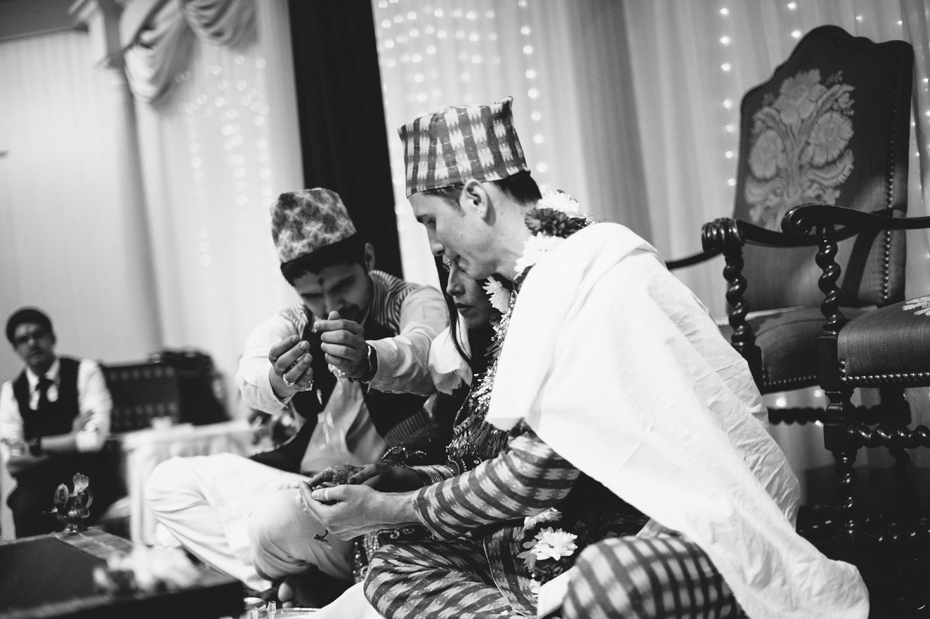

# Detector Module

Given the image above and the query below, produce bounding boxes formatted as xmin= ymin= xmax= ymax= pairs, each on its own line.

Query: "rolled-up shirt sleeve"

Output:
xmin=237 ymin=312 xmax=301 ymax=415
xmin=369 ymin=285 xmax=448 ymax=396
xmin=75 ymin=360 xmax=112 ymax=452
xmin=0 ymin=381 xmax=23 ymax=465
xmin=412 ymin=428 xmax=581 ymax=540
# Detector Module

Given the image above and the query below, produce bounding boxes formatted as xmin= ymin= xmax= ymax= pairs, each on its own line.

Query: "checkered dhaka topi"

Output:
xmin=398 ymin=96 xmax=529 ymax=197
xmin=270 ymin=188 xmax=357 ymax=264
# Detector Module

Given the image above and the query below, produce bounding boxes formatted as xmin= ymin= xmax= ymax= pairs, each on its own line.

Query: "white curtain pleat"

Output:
xmin=124 ymin=0 xmax=256 ymax=104
xmin=124 ymin=4 xmax=198 ymax=103
xmin=182 ymin=0 xmax=257 ymax=48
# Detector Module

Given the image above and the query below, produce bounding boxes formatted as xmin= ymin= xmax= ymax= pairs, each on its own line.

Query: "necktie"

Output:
xmin=36 ymin=376 xmax=53 ymax=410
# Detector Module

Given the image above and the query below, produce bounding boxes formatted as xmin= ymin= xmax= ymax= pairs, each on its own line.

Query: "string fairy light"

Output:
xmin=719 ymin=6 xmax=737 ymax=191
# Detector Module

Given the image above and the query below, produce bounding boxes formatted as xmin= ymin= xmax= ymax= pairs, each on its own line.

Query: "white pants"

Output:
xmin=145 ymin=453 xmax=353 ymax=591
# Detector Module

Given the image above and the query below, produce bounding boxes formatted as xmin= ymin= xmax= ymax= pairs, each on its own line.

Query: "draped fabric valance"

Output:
xmin=121 ymin=0 xmax=256 ymax=103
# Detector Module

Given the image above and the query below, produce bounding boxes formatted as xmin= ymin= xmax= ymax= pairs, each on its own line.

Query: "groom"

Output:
xmin=301 ymin=97 xmax=869 ymax=619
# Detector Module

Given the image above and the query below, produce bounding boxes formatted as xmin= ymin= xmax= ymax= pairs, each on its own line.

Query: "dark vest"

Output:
xmin=10 ymin=357 xmax=120 ymax=500
xmin=251 ymin=312 xmax=429 ymax=473
xmin=13 ymin=357 xmax=82 ymax=441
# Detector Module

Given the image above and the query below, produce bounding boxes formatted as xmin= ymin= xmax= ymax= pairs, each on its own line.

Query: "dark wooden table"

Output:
xmin=0 ymin=528 xmax=243 ymax=619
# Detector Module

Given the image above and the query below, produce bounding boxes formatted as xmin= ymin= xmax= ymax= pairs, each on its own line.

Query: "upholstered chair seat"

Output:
xmin=837 ymin=297 xmax=930 ymax=382
xmin=719 ymin=306 xmax=873 ymax=392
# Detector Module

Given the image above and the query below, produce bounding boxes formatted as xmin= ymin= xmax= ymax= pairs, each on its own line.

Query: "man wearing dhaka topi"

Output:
xmin=299 ymin=97 xmax=869 ymax=619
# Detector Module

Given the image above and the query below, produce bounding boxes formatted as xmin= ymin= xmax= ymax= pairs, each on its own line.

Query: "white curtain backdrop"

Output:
xmin=131 ymin=0 xmax=302 ymax=413
xmin=0 ymin=31 xmax=160 ymax=382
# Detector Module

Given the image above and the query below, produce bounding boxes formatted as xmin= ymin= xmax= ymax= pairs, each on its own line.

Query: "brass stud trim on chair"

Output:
xmin=765 ymin=374 xmax=818 ymax=390
xmin=843 ymin=370 xmax=930 ymax=387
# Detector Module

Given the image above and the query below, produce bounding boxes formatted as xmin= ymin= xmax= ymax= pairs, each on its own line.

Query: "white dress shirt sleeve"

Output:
xmin=368 ymin=285 xmax=449 ymax=396
xmin=237 ymin=312 xmax=301 ymax=416
xmin=0 ymin=380 xmax=24 ymax=464
xmin=75 ymin=359 xmax=112 ymax=452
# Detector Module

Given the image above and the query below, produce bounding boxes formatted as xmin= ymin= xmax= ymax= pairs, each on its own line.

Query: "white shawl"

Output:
xmin=486 ymin=223 xmax=868 ymax=619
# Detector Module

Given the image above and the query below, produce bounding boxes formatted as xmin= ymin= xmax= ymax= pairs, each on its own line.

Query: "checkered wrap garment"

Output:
xmin=364 ymin=426 xmax=657 ymax=618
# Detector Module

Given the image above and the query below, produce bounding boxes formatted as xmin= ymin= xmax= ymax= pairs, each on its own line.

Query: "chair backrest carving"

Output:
xmin=734 ymin=25 xmax=912 ymax=311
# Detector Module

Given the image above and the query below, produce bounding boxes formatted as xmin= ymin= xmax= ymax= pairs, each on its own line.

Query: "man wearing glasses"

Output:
xmin=0 ymin=307 xmax=119 ymax=537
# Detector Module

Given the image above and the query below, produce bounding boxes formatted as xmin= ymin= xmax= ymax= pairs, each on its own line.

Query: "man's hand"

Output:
xmin=345 ymin=463 xmax=423 ymax=492
xmin=297 ymin=482 xmax=418 ymax=539
xmin=268 ymin=335 xmax=314 ymax=399
xmin=314 ymin=311 xmax=368 ymax=379
xmin=72 ymin=410 xmax=94 ymax=433
xmin=307 ymin=463 xmax=424 ymax=492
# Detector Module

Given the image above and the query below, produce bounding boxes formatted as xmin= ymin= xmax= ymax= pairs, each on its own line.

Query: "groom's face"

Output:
xmin=410 ymin=188 xmax=496 ymax=281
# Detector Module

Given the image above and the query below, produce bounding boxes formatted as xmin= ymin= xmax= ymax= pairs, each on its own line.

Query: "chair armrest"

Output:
xmin=666 ymin=248 xmax=722 ymax=270
xmin=737 ymin=220 xmax=824 ymax=247
xmin=783 ymin=203 xmax=916 ymax=236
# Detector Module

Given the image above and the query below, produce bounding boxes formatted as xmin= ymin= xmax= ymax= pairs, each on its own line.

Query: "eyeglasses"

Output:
xmin=13 ymin=330 xmax=51 ymax=347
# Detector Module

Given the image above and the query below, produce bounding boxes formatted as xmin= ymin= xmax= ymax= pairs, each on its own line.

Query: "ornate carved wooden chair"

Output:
xmin=665 ymin=27 xmax=928 ymax=613
xmin=670 ymin=26 xmax=924 ymax=612
xmin=669 ymin=26 xmax=913 ymax=427
xmin=783 ymin=182 xmax=930 ymax=552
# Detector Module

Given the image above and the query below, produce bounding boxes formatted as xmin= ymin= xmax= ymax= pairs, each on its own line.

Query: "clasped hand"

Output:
xmin=268 ymin=335 xmax=314 ymax=397
xmin=296 ymin=463 xmax=423 ymax=539
xmin=268 ymin=311 xmax=369 ymax=398
xmin=313 ymin=311 xmax=369 ymax=380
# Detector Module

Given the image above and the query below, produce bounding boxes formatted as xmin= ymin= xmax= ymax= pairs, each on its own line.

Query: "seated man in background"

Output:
xmin=0 ymin=307 xmax=120 ymax=537
xmin=146 ymin=188 xmax=447 ymax=603
xmin=300 ymin=98 xmax=869 ymax=619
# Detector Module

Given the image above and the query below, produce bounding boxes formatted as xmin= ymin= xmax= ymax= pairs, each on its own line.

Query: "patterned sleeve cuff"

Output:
xmin=409 ymin=464 xmax=455 ymax=486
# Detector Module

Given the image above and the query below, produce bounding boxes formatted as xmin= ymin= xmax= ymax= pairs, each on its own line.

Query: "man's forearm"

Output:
xmin=373 ymin=490 xmax=422 ymax=530
xmin=41 ymin=432 xmax=80 ymax=454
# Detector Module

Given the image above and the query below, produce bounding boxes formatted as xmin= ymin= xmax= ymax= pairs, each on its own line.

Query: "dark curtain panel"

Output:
xmin=287 ymin=0 xmax=403 ymax=277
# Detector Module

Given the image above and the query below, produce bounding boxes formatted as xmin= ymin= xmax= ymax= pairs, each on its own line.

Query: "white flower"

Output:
xmin=523 ymin=508 xmax=562 ymax=531
xmin=483 ymin=278 xmax=512 ymax=315
xmin=514 ymin=234 xmax=564 ymax=278
xmin=530 ymin=527 xmax=578 ymax=562
xmin=537 ymin=189 xmax=580 ymax=215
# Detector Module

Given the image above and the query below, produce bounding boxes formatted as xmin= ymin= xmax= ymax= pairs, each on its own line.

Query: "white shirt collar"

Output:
xmin=25 ymin=357 xmax=60 ymax=391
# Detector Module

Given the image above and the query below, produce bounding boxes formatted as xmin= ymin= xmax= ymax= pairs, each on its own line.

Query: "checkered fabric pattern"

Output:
xmin=270 ymin=188 xmax=356 ymax=264
xmin=413 ymin=430 xmax=579 ymax=539
xmin=560 ymin=534 xmax=745 ymax=619
xmin=398 ymin=96 xmax=529 ymax=196
xmin=364 ymin=535 xmax=532 ymax=619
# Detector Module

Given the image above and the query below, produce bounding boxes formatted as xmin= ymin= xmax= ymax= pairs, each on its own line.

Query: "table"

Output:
xmin=0 ymin=528 xmax=243 ymax=619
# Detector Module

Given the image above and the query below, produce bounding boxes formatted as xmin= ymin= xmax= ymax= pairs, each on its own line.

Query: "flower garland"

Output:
xmin=481 ymin=189 xmax=595 ymax=589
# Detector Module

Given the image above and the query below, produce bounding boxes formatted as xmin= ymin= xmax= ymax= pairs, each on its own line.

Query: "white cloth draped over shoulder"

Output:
xmin=486 ymin=223 xmax=868 ymax=619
